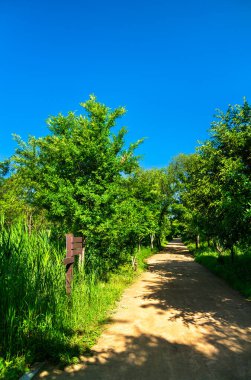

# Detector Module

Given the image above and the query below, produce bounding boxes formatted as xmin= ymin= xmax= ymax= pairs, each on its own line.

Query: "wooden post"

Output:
xmin=64 ymin=233 xmax=74 ymax=294
xmin=63 ymin=234 xmax=83 ymax=294
xmin=78 ymin=238 xmax=86 ymax=270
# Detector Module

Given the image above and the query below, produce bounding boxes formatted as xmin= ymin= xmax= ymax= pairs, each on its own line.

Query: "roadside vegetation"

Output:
xmin=186 ymin=243 xmax=251 ymax=299
xmin=0 ymin=96 xmax=168 ymax=379
xmin=0 ymin=217 xmax=158 ymax=380
xmin=0 ymin=96 xmax=250 ymax=378
xmin=168 ymin=101 xmax=251 ymax=299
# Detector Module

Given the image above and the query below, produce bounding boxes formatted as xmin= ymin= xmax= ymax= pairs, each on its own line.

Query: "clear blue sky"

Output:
xmin=1 ymin=0 xmax=251 ymax=168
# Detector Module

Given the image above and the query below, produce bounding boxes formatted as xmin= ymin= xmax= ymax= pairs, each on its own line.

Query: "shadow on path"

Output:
xmin=39 ymin=332 xmax=251 ymax=380
xmin=39 ymin=240 xmax=251 ymax=380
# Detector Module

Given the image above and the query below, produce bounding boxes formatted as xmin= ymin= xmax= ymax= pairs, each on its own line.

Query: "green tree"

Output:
xmin=198 ymin=100 xmax=251 ymax=257
xmin=126 ymin=168 xmax=171 ymax=249
xmin=6 ymin=95 xmax=144 ymax=273
xmin=167 ymin=100 xmax=251 ymax=259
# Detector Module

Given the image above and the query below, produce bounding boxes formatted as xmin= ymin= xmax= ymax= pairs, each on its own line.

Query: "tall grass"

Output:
xmin=0 ymin=218 xmax=157 ymax=379
xmin=0 ymin=218 xmax=69 ymax=378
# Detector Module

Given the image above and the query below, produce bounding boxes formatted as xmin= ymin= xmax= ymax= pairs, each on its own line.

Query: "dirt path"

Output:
xmin=39 ymin=239 xmax=251 ymax=380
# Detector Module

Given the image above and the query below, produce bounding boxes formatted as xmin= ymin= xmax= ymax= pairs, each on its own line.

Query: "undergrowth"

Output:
xmin=187 ymin=242 xmax=251 ymax=299
xmin=0 ymin=220 xmax=157 ymax=380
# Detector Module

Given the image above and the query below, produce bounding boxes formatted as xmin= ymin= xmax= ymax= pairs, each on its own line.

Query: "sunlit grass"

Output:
xmin=191 ymin=243 xmax=251 ymax=299
xmin=0 ymin=219 xmax=157 ymax=379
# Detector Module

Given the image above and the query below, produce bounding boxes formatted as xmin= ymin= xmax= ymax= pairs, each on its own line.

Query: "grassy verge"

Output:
xmin=187 ymin=242 xmax=251 ymax=299
xmin=0 ymin=221 xmax=157 ymax=380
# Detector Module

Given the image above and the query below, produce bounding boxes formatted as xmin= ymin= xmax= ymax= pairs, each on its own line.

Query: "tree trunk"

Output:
xmin=131 ymin=256 xmax=137 ymax=271
xmin=150 ymin=234 xmax=155 ymax=250
xmin=195 ymin=234 xmax=200 ymax=249
xmin=156 ymin=236 xmax=161 ymax=250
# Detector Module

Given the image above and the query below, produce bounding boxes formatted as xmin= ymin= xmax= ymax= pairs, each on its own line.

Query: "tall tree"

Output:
xmin=198 ymin=100 xmax=251 ymax=256
xmin=167 ymin=100 xmax=251 ymax=258
xmin=6 ymin=96 xmax=144 ymax=272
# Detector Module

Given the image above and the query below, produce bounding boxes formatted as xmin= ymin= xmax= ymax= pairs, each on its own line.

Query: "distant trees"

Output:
xmin=126 ymin=168 xmax=172 ymax=249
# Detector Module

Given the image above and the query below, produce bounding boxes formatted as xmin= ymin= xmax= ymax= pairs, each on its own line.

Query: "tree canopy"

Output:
xmin=2 ymin=96 xmax=170 ymax=273
xmin=1 ymin=96 xmax=250 ymax=268
xmin=168 ymin=100 xmax=251 ymax=258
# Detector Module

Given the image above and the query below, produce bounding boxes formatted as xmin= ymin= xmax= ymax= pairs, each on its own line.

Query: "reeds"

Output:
xmin=0 ymin=218 xmax=68 ymax=362
xmin=0 ymin=217 xmax=156 ymax=379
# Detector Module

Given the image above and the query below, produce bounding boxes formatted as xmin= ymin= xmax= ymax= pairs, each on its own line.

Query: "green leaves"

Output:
xmin=4 ymin=95 xmax=158 ymax=274
xmin=168 ymin=100 xmax=251 ymax=254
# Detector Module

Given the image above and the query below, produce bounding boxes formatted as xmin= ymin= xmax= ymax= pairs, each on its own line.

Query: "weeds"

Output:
xmin=0 ymin=219 xmax=156 ymax=379
xmin=192 ymin=244 xmax=251 ymax=299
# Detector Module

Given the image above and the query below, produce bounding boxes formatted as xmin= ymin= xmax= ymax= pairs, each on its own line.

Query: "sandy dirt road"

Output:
xmin=39 ymin=239 xmax=251 ymax=380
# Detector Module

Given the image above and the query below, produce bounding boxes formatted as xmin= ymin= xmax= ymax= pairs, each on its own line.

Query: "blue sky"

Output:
xmin=1 ymin=0 xmax=251 ymax=168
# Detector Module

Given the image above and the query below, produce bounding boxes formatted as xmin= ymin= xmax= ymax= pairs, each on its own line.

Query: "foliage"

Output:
xmin=124 ymin=168 xmax=172 ymax=248
xmin=194 ymin=245 xmax=251 ymax=299
xmin=0 ymin=218 xmax=156 ymax=379
xmin=10 ymin=96 xmax=142 ymax=227
xmin=197 ymin=100 xmax=251 ymax=252
xmin=167 ymin=100 xmax=251 ymax=258
xmin=0 ymin=220 xmax=67 ymax=369
xmin=0 ymin=95 xmax=169 ymax=377
xmin=0 ymin=175 xmax=27 ymax=222
xmin=4 ymin=96 xmax=150 ymax=274
xmin=1 ymin=96 xmax=171 ymax=273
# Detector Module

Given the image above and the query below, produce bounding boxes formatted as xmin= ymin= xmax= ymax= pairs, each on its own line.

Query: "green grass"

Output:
xmin=0 ymin=219 xmax=157 ymax=379
xmin=189 ymin=243 xmax=251 ymax=299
